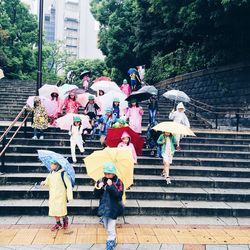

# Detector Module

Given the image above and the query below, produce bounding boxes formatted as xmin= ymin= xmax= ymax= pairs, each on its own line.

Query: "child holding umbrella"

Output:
xmin=157 ymin=132 xmax=176 ymax=184
xmin=94 ymin=162 xmax=124 ymax=250
xmin=41 ymin=159 xmax=73 ymax=231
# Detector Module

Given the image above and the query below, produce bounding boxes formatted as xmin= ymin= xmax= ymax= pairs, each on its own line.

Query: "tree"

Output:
xmin=0 ymin=0 xmax=38 ymax=79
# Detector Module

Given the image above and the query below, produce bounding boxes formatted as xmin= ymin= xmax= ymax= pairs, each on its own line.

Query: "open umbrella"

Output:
xmin=128 ymin=68 xmax=138 ymax=74
xmin=80 ymin=70 xmax=91 ymax=79
xmin=84 ymin=147 xmax=134 ymax=189
xmin=58 ymin=84 xmax=78 ymax=100
xmin=91 ymin=80 xmax=120 ymax=93
xmin=105 ymin=127 xmax=145 ymax=155
xmin=93 ymin=76 xmax=112 ymax=83
xmin=0 ymin=69 xmax=4 ymax=79
xmin=99 ymin=90 xmax=128 ymax=113
xmin=56 ymin=113 xmax=91 ymax=131
xmin=26 ymin=96 xmax=57 ymax=116
xmin=153 ymin=121 xmax=195 ymax=136
xmin=126 ymin=85 xmax=158 ymax=102
xmin=66 ymin=88 xmax=86 ymax=95
xmin=163 ymin=90 xmax=190 ymax=103
xmin=39 ymin=84 xmax=59 ymax=99
xmin=37 ymin=150 xmax=75 ymax=186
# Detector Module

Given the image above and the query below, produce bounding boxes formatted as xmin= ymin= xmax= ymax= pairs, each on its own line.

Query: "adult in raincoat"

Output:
xmin=169 ymin=102 xmax=190 ymax=151
xmin=41 ymin=159 xmax=73 ymax=231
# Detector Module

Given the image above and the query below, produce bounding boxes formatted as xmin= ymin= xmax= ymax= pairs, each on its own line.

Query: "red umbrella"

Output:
xmin=105 ymin=127 xmax=145 ymax=155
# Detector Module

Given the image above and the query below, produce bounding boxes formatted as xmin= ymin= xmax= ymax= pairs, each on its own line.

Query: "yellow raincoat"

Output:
xmin=44 ymin=168 xmax=73 ymax=217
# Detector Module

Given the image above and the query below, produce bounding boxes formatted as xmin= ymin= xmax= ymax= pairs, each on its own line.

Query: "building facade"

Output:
xmin=22 ymin=0 xmax=104 ymax=59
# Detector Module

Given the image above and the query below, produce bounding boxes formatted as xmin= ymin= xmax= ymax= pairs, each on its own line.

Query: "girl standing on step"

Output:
xmin=169 ymin=102 xmax=190 ymax=151
xmin=27 ymin=96 xmax=48 ymax=139
xmin=94 ymin=162 xmax=124 ymax=250
xmin=63 ymin=93 xmax=81 ymax=114
xmin=49 ymin=92 xmax=62 ymax=126
xmin=125 ymin=99 xmax=144 ymax=134
xmin=118 ymin=131 xmax=137 ymax=164
xmin=69 ymin=116 xmax=85 ymax=163
xmin=41 ymin=159 xmax=73 ymax=231
xmin=157 ymin=132 xmax=176 ymax=184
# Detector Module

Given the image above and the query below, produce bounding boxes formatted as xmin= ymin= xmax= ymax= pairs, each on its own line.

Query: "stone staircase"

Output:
xmin=0 ymin=80 xmax=250 ymax=217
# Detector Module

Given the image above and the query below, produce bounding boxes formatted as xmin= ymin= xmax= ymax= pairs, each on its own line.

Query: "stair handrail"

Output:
xmin=0 ymin=105 xmax=31 ymax=171
xmin=163 ymin=85 xmax=247 ymax=114
xmin=161 ymin=86 xmax=248 ymax=131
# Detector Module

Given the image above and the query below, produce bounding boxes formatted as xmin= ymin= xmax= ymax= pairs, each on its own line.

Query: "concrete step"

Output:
xmin=0 ymin=185 xmax=250 ymax=202
xmin=3 ymin=162 xmax=250 ymax=178
xmin=1 ymin=173 xmax=250 ymax=189
xmin=0 ymin=198 xmax=249 ymax=216
xmin=5 ymin=144 xmax=250 ymax=159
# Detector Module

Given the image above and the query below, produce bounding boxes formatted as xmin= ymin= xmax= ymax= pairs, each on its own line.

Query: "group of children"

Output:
xmin=29 ymin=81 xmax=190 ymax=250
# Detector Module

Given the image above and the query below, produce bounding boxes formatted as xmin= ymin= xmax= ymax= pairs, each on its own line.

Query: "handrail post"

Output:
xmin=215 ymin=114 xmax=218 ymax=129
xmin=24 ymin=109 xmax=28 ymax=138
xmin=194 ymin=106 xmax=197 ymax=117
xmin=236 ymin=109 xmax=240 ymax=132
xmin=1 ymin=135 xmax=6 ymax=173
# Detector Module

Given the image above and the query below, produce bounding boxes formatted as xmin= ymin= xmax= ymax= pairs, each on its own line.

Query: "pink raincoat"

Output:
xmin=117 ymin=131 xmax=137 ymax=163
xmin=64 ymin=98 xmax=81 ymax=114
xmin=120 ymin=83 xmax=131 ymax=97
xmin=126 ymin=106 xmax=144 ymax=133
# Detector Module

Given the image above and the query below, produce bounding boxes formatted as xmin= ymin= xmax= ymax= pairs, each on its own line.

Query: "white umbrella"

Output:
xmin=99 ymin=90 xmax=128 ymax=113
xmin=58 ymin=84 xmax=78 ymax=100
xmin=0 ymin=69 xmax=4 ymax=79
xmin=39 ymin=84 xmax=59 ymax=99
xmin=90 ymin=80 xmax=120 ymax=93
xmin=163 ymin=90 xmax=190 ymax=103
xmin=137 ymin=85 xmax=158 ymax=95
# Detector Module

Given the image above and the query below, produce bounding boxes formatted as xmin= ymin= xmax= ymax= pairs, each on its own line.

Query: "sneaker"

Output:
xmin=32 ymin=136 xmax=38 ymax=140
xmin=166 ymin=177 xmax=171 ymax=185
xmin=63 ymin=216 xmax=69 ymax=230
xmin=176 ymin=146 xmax=181 ymax=151
xmin=51 ymin=223 xmax=62 ymax=231
xmin=73 ymin=160 xmax=77 ymax=164
xmin=40 ymin=136 xmax=44 ymax=140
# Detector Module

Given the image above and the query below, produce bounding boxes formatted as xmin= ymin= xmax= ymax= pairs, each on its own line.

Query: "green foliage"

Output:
xmin=90 ymin=0 xmax=250 ymax=84
xmin=65 ymin=59 xmax=108 ymax=86
xmin=0 ymin=0 xmax=37 ymax=79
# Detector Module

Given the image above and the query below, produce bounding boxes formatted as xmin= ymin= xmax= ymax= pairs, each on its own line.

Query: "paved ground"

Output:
xmin=0 ymin=216 xmax=250 ymax=249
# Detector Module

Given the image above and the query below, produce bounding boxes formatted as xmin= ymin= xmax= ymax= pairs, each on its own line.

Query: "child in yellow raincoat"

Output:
xmin=41 ymin=159 xmax=73 ymax=231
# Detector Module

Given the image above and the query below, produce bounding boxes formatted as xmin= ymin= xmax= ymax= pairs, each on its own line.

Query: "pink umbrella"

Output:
xmin=56 ymin=113 xmax=92 ymax=131
xmin=26 ymin=96 xmax=57 ymax=116
xmin=93 ymin=76 xmax=112 ymax=83
xmin=39 ymin=84 xmax=59 ymax=99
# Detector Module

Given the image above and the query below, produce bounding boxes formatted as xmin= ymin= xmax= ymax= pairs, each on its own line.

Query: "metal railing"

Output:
xmin=0 ymin=106 xmax=31 ymax=172
xmin=160 ymin=87 xmax=248 ymax=131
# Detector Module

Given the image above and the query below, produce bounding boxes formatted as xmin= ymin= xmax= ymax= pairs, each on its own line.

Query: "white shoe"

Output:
xmin=166 ymin=177 xmax=171 ymax=184
xmin=40 ymin=136 xmax=44 ymax=139
xmin=32 ymin=136 xmax=38 ymax=140
xmin=73 ymin=160 xmax=77 ymax=164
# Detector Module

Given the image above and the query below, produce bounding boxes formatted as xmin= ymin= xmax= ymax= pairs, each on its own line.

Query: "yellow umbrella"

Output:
xmin=153 ymin=121 xmax=195 ymax=136
xmin=83 ymin=147 xmax=134 ymax=189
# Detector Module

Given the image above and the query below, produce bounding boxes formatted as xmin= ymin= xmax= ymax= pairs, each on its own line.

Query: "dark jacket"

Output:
xmin=94 ymin=175 xmax=124 ymax=219
xmin=148 ymin=97 xmax=158 ymax=111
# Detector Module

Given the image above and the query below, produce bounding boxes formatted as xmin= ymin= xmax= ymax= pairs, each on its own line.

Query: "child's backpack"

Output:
xmin=61 ymin=170 xmax=74 ymax=189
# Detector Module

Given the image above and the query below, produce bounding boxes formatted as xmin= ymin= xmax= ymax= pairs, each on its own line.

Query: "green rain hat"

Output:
xmin=73 ymin=116 xmax=81 ymax=122
xmin=103 ymin=162 xmax=117 ymax=174
xmin=105 ymin=107 xmax=113 ymax=113
xmin=50 ymin=159 xmax=61 ymax=166
xmin=123 ymin=79 xmax=128 ymax=83
xmin=88 ymin=95 xmax=95 ymax=100
xmin=117 ymin=118 xmax=126 ymax=125
xmin=113 ymin=97 xmax=120 ymax=103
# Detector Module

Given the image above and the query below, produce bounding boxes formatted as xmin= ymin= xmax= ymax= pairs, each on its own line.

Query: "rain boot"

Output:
xmin=106 ymin=240 xmax=115 ymax=250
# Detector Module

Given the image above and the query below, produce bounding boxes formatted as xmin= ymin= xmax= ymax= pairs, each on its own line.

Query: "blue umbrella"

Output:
xmin=128 ymin=68 xmax=138 ymax=74
xmin=37 ymin=150 xmax=75 ymax=186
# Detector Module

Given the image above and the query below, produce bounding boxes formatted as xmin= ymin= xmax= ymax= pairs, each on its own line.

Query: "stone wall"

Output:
xmin=155 ymin=62 xmax=250 ymax=130
xmin=155 ymin=62 xmax=250 ymax=108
